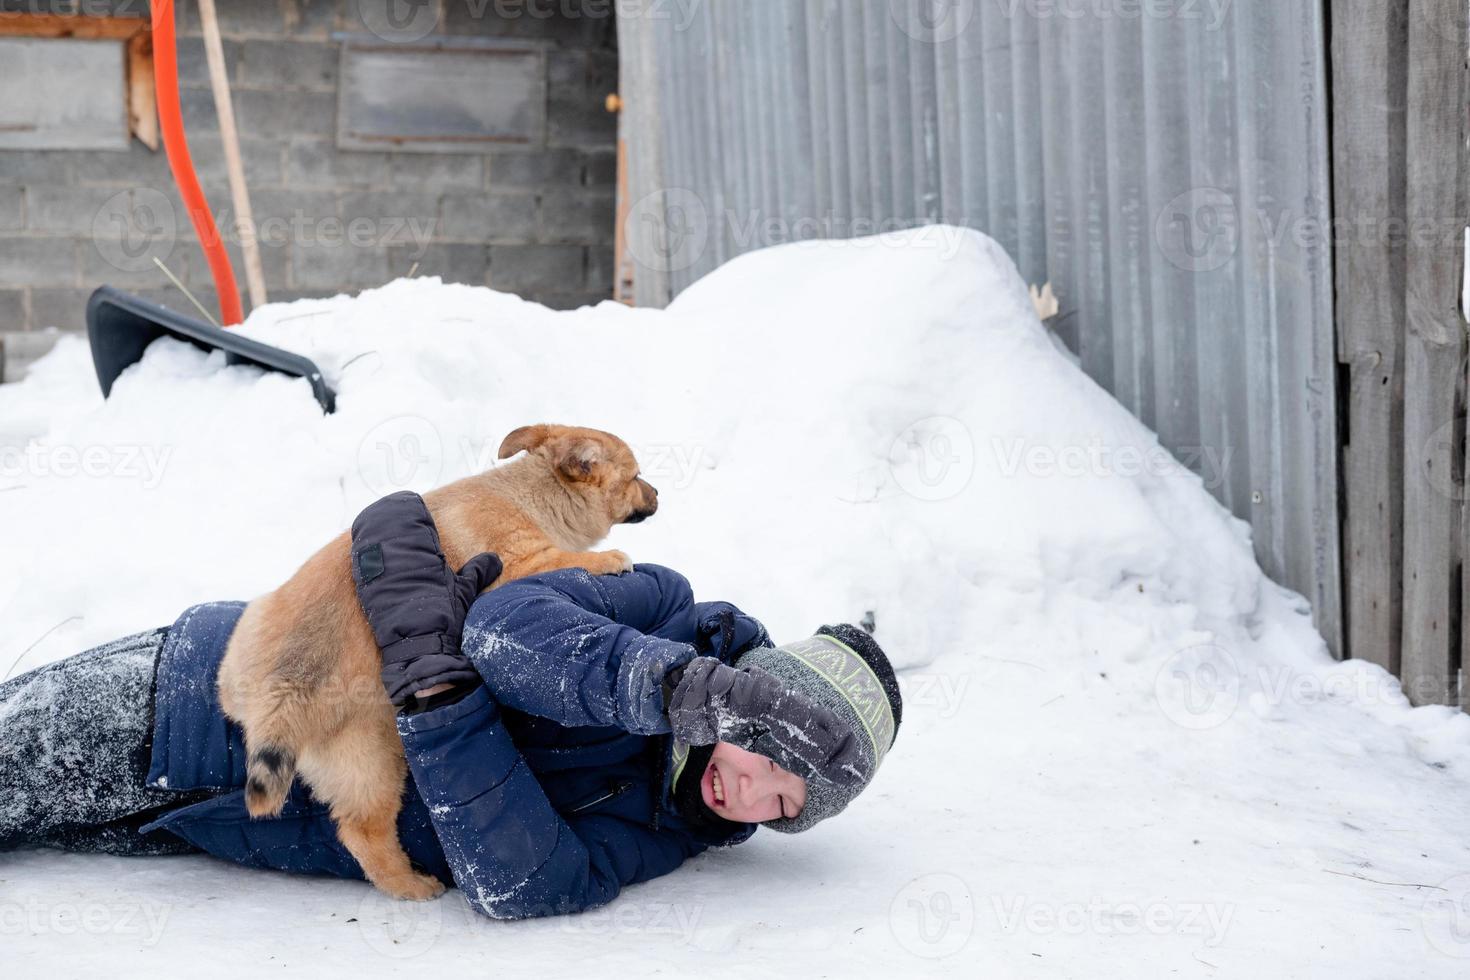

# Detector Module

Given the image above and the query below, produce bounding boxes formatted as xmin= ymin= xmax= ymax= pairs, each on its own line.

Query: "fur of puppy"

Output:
xmin=216 ymin=424 xmax=658 ymax=900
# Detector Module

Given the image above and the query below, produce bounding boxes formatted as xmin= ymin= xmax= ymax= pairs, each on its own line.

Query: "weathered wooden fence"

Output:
xmin=1332 ymin=0 xmax=1469 ymax=707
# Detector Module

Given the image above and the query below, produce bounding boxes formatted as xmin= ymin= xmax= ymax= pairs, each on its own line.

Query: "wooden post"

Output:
xmin=1400 ymin=0 xmax=1468 ymax=706
xmin=615 ymin=2 xmax=671 ymax=308
xmin=1331 ymin=0 xmax=1409 ymax=674
xmin=197 ymin=0 xmax=268 ymax=310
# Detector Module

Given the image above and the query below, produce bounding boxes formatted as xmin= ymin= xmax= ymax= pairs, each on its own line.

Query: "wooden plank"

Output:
xmin=1400 ymin=0 xmax=1468 ymax=706
xmin=612 ymin=135 xmax=634 ymax=305
xmin=1330 ymin=0 xmax=1408 ymax=673
xmin=613 ymin=3 xmax=671 ymax=307
xmin=0 ymin=12 xmax=145 ymax=40
xmin=126 ymin=30 xmax=158 ymax=151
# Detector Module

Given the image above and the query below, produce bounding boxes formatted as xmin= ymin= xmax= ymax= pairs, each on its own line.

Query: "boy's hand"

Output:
xmin=350 ymin=491 xmax=503 ymax=709
xmin=665 ymin=656 xmax=864 ymax=787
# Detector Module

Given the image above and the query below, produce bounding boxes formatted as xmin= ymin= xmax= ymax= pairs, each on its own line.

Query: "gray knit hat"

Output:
xmin=734 ymin=624 xmax=902 ymax=833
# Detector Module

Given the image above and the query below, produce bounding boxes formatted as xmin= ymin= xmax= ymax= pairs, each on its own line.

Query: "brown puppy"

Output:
xmin=216 ymin=424 xmax=658 ymax=900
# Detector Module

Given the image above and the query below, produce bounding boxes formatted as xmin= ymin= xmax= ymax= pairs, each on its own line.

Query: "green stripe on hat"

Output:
xmin=774 ymin=634 xmax=897 ymax=770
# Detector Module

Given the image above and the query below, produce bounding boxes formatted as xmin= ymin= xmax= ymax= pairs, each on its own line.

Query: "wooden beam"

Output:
xmin=1331 ymin=0 xmax=1409 ymax=673
xmin=1401 ymin=0 xmax=1469 ymax=707
xmin=0 ymin=12 xmax=146 ymax=40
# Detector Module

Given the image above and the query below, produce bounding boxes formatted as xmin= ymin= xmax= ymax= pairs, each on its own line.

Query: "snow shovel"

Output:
xmin=85 ymin=286 xmax=336 ymax=413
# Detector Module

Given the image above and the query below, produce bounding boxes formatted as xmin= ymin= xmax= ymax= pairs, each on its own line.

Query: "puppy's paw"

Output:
xmin=595 ymin=550 xmax=634 ymax=575
xmin=378 ymin=872 xmax=446 ymax=902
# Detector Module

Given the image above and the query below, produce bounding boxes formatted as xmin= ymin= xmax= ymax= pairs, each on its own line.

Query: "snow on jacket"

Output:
xmin=138 ymin=564 xmax=768 ymax=918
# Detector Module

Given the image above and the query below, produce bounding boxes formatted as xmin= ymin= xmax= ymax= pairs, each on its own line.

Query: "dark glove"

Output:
xmin=665 ymin=656 xmax=863 ymax=786
xmin=350 ymin=490 xmax=504 ymax=709
xmin=691 ymin=602 xmax=771 ymax=660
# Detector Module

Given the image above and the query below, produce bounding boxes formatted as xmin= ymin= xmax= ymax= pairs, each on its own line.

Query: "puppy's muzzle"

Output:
xmin=623 ymin=480 xmax=659 ymax=523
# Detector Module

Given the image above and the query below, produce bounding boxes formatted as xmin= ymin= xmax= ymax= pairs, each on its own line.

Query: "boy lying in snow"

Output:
xmin=0 ymin=493 xmax=902 ymax=920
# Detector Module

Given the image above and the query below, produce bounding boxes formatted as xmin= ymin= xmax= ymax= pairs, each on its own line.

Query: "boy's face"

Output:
xmin=699 ymin=741 xmax=808 ymax=824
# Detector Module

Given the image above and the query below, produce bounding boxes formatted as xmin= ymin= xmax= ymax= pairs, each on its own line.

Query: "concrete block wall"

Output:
xmin=0 ymin=0 xmax=619 ymax=381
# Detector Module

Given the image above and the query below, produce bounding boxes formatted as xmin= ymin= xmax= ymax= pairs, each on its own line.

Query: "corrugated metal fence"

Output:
xmin=618 ymin=0 xmax=1341 ymax=655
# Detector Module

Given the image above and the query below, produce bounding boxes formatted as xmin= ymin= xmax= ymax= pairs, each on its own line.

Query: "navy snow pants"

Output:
xmin=0 ymin=628 xmax=204 ymax=856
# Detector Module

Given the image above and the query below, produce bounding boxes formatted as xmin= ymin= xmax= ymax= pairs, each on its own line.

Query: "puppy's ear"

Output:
xmin=498 ymin=424 xmax=555 ymax=460
xmin=550 ymin=435 xmax=604 ymax=482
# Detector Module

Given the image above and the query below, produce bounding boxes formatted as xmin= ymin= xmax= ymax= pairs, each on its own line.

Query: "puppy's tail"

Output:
xmin=244 ymin=743 xmax=297 ymax=818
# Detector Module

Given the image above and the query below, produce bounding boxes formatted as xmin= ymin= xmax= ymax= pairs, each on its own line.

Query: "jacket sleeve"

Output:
xmin=397 ymin=684 xmax=700 ymax=919
xmin=461 ymin=564 xmax=770 ymax=735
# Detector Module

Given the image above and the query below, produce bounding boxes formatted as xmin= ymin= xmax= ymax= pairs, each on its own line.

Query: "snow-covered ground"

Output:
xmin=2 ymin=227 xmax=1469 ymax=978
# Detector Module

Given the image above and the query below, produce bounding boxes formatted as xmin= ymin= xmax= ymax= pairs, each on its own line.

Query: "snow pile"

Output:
xmin=3 ymin=227 xmax=1469 ymax=978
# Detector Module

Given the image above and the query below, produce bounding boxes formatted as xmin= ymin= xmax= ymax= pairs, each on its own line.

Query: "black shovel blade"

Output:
xmin=85 ymin=286 xmax=336 ymax=413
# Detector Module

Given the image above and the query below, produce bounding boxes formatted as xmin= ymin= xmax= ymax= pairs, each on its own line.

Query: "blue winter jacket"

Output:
xmin=137 ymin=564 xmax=768 ymax=919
